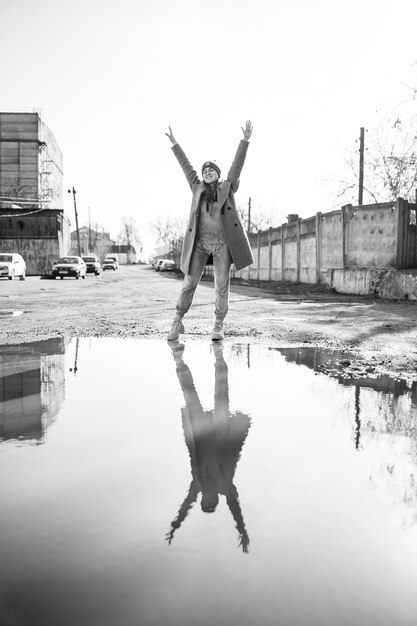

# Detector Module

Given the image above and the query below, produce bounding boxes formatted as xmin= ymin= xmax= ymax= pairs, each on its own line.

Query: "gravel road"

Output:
xmin=1 ymin=264 xmax=417 ymax=379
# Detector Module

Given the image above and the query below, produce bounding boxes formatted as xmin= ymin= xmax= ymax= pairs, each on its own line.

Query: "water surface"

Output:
xmin=1 ymin=338 xmax=417 ymax=626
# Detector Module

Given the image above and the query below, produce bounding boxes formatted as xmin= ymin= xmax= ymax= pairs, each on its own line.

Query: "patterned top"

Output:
xmin=197 ymin=197 xmax=225 ymax=243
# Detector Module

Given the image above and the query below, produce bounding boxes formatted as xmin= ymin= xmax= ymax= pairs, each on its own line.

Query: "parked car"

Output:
xmin=82 ymin=255 xmax=102 ymax=275
xmin=0 ymin=253 xmax=26 ymax=280
xmin=158 ymin=259 xmax=176 ymax=272
xmin=102 ymin=258 xmax=117 ymax=271
xmin=51 ymin=256 xmax=87 ymax=279
xmin=105 ymin=254 xmax=119 ymax=269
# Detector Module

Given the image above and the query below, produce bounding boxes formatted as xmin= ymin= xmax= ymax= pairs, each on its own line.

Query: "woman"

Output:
xmin=165 ymin=120 xmax=254 ymax=341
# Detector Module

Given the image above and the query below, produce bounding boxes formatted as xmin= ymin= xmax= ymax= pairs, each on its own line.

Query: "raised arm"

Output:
xmin=241 ymin=120 xmax=253 ymax=141
xmin=165 ymin=126 xmax=200 ymax=189
xmin=226 ymin=484 xmax=250 ymax=553
xmin=165 ymin=480 xmax=199 ymax=545
xmin=227 ymin=120 xmax=253 ymax=192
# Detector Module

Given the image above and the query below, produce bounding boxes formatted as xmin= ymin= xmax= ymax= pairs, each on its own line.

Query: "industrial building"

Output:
xmin=0 ymin=112 xmax=70 ymax=275
xmin=70 ymin=225 xmax=115 ymax=259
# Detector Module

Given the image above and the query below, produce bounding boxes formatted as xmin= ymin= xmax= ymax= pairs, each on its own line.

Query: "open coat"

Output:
xmin=172 ymin=140 xmax=254 ymax=274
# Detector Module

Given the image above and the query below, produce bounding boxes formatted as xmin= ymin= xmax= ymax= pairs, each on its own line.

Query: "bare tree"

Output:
xmin=367 ymin=117 xmax=417 ymax=201
xmin=239 ymin=203 xmax=284 ymax=234
xmin=117 ymin=216 xmax=141 ymax=250
xmin=152 ymin=216 xmax=187 ymax=246
xmin=335 ymin=117 xmax=417 ymax=206
xmin=151 ymin=215 xmax=187 ymax=265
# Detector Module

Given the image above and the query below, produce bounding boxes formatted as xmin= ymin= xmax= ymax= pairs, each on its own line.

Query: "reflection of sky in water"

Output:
xmin=1 ymin=338 xmax=417 ymax=625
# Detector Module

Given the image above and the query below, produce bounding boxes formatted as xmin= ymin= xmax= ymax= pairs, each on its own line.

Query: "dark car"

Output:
xmin=82 ymin=255 xmax=101 ymax=275
xmin=51 ymin=256 xmax=87 ymax=279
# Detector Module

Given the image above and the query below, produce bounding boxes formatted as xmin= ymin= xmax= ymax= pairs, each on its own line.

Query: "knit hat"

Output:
xmin=202 ymin=161 xmax=221 ymax=178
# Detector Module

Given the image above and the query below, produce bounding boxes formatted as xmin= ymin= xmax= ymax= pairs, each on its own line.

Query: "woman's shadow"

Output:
xmin=166 ymin=342 xmax=251 ymax=553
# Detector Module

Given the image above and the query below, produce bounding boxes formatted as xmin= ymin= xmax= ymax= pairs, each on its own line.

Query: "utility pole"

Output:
xmin=88 ymin=206 xmax=91 ymax=253
xmin=358 ymin=127 xmax=365 ymax=206
xmin=68 ymin=187 xmax=81 ymax=256
xmin=248 ymin=197 xmax=252 ymax=235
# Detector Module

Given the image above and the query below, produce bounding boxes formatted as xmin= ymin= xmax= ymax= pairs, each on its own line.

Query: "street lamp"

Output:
xmin=68 ymin=187 xmax=81 ymax=257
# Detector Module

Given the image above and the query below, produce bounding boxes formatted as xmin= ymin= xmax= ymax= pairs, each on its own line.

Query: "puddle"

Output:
xmin=0 ymin=310 xmax=24 ymax=316
xmin=1 ymin=338 xmax=417 ymax=625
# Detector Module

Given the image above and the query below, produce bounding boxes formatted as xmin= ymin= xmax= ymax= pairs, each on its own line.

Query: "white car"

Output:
xmin=105 ymin=254 xmax=119 ymax=269
xmin=0 ymin=253 xmax=26 ymax=280
xmin=102 ymin=258 xmax=117 ymax=271
xmin=158 ymin=259 xmax=176 ymax=272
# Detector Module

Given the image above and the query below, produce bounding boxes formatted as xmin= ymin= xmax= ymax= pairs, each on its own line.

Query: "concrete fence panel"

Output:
xmin=345 ymin=202 xmax=396 ymax=268
xmin=320 ymin=211 xmax=343 ymax=282
xmin=231 ymin=198 xmax=417 ymax=289
xmin=259 ymin=244 xmax=270 ymax=280
xmin=300 ymin=234 xmax=317 ymax=283
xmin=271 ymin=241 xmax=282 ymax=280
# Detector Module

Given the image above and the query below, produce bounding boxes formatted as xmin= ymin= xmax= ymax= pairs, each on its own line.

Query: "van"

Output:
xmin=105 ymin=254 xmax=119 ymax=269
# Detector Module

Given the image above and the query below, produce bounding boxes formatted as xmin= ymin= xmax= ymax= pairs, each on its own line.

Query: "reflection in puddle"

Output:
xmin=275 ymin=346 xmax=417 ymax=450
xmin=0 ymin=338 xmax=69 ymax=443
xmin=1 ymin=338 xmax=417 ymax=626
xmin=167 ymin=342 xmax=250 ymax=552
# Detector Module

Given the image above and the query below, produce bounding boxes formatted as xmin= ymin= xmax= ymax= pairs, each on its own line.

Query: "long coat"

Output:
xmin=172 ymin=140 xmax=254 ymax=274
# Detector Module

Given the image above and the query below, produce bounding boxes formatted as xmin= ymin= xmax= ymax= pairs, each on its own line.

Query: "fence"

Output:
xmin=230 ymin=198 xmax=417 ymax=284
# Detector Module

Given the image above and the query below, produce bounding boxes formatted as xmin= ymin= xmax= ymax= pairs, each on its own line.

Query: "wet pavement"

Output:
xmin=1 ymin=337 xmax=417 ymax=625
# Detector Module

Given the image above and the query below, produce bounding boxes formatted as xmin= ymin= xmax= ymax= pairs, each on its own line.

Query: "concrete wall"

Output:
xmin=0 ymin=237 xmax=60 ymax=275
xmin=326 ymin=268 xmax=417 ymax=301
xmin=232 ymin=199 xmax=416 ymax=289
xmin=345 ymin=202 xmax=397 ymax=267
xmin=326 ymin=267 xmax=382 ymax=295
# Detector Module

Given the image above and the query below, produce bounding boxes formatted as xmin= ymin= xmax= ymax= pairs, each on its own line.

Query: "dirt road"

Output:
xmin=1 ymin=264 xmax=417 ymax=378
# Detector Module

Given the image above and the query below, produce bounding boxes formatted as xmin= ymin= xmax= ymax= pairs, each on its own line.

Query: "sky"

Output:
xmin=1 ymin=0 xmax=417 ymax=258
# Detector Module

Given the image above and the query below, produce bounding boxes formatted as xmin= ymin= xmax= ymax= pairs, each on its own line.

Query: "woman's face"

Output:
xmin=202 ymin=167 xmax=219 ymax=184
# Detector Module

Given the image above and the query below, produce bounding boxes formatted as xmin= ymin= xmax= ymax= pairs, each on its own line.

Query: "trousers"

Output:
xmin=175 ymin=241 xmax=232 ymax=321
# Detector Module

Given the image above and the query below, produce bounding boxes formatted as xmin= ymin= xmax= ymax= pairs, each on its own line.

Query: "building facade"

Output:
xmin=0 ymin=112 xmax=70 ymax=275
xmin=70 ymin=226 xmax=115 ymax=259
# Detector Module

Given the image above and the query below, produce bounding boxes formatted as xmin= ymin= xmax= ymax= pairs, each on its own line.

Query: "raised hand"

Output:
xmin=165 ymin=126 xmax=178 ymax=145
xmin=241 ymin=120 xmax=253 ymax=141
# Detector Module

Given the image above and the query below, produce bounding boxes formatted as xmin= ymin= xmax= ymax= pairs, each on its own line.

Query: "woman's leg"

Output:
xmin=175 ymin=243 xmax=209 ymax=319
xmin=212 ymin=243 xmax=232 ymax=321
